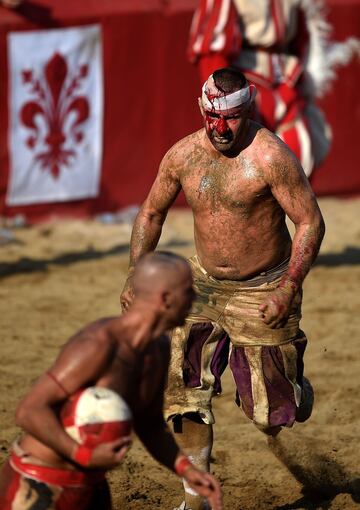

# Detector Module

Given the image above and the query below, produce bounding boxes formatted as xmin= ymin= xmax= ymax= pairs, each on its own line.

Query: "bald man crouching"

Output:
xmin=0 ymin=252 xmax=222 ymax=510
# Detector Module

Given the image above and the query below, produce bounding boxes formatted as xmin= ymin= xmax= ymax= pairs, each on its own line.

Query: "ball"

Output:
xmin=60 ymin=386 xmax=132 ymax=447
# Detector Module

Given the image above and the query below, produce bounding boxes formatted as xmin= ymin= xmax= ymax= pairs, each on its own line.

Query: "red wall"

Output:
xmin=310 ymin=0 xmax=360 ymax=196
xmin=0 ymin=0 xmax=359 ymax=222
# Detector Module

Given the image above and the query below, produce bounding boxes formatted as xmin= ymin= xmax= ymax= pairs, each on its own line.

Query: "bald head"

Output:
xmin=131 ymin=252 xmax=194 ymax=327
xmin=132 ymin=251 xmax=191 ymax=297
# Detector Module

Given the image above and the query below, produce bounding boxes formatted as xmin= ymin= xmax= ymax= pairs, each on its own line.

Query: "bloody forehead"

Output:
xmin=203 ymin=104 xmax=248 ymax=116
xmin=201 ymin=76 xmax=255 ymax=114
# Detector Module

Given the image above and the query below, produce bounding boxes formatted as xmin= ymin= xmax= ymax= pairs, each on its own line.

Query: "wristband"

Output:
xmin=72 ymin=444 xmax=93 ymax=467
xmin=174 ymin=455 xmax=194 ymax=477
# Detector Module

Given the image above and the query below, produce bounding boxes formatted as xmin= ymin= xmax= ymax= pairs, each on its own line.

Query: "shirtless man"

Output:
xmin=0 ymin=252 xmax=222 ymax=510
xmin=121 ymin=68 xmax=325 ymax=510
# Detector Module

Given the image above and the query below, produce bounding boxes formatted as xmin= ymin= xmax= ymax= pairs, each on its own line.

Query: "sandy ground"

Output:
xmin=0 ymin=198 xmax=359 ymax=510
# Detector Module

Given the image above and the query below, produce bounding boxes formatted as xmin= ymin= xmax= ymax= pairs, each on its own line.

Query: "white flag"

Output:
xmin=7 ymin=24 xmax=103 ymax=206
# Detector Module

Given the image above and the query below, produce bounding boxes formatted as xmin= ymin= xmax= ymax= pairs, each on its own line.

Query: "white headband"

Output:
xmin=201 ymin=75 xmax=255 ymax=110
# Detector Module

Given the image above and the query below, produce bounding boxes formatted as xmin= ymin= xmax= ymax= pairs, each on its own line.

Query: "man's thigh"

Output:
xmin=164 ymin=257 xmax=232 ymax=423
xmin=220 ymin=281 xmax=303 ymax=347
xmin=229 ymin=334 xmax=308 ymax=430
xmin=164 ymin=321 xmax=230 ymax=425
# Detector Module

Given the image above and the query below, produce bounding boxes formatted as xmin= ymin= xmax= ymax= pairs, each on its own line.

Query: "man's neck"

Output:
xmin=120 ymin=302 xmax=168 ymax=351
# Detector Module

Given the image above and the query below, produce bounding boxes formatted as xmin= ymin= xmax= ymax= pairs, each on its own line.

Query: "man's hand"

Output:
xmin=183 ymin=468 xmax=222 ymax=510
xmin=259 ymin=286 xmax=296 ymax=329
xmin=85 ymin=436 xmax=132 ymax=469
xmin=120 ymin=275 xmax=135 ymax=312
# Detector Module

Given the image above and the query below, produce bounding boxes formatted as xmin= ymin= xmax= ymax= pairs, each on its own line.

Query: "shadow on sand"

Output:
xmin=269 ymin=435 xmax=360 ymax=510
xmin=315 ymin=246 xmax=360 ymax=267
xmin=0 ymin=239 xmax=191 ymax=279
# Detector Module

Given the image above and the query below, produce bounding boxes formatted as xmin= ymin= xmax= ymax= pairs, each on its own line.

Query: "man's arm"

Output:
xmin=259 ymin=140 xmax=325 ymax=328
xmin=15 ymin=329 xmax=130 ymax=468
xmin=121 ymin=147 xmax=182 ymax=310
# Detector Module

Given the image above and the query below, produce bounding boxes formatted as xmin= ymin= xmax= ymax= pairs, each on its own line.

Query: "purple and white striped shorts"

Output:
xmin=164 ymin=256 xmax=310 ymax=429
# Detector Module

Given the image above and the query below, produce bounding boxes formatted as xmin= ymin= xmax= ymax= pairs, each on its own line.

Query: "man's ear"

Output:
xmin=161 ymin=291 xmax=171 ymax=309
xmin=198 ymin=98 xmax=205 ymax=116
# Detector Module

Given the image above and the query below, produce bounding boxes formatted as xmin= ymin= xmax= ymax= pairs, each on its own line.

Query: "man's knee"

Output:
xmin=170 ymin=413 xmax=213 ymax=450
xmin=171 ymin=412 xmax=210 ymax=433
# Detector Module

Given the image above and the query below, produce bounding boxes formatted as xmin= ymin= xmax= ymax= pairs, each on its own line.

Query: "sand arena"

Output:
xmin=1 ymin=198 xmax=359 ymax=509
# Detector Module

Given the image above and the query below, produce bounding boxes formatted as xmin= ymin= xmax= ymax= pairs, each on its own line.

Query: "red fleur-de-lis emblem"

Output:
xmin=20 ymin=52 xmax=90 ymax=179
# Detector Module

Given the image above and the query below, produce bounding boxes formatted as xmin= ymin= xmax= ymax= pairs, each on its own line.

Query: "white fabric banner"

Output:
xmin=7 ymin=24 xmax=103 ymax=206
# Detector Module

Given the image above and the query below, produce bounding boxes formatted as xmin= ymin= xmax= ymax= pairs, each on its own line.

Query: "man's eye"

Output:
xmin=207 ymin=112 xmax=220 ymax=119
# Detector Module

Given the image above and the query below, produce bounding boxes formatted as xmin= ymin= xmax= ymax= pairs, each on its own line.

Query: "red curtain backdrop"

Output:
xmin=0 ymin=0 xmax=359 ymax=222
xmin=310 ymin=0 xmax=360 ymax=196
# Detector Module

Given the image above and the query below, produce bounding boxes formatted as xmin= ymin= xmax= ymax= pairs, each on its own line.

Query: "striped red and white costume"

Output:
xmin=188 ymin=0 xmax=332 ymax=176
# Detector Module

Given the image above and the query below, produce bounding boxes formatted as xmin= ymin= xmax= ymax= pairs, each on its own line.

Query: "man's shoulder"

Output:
xmin=67 ymin=317 xmax=117 ymax=349
xmin=251 ymin=122 xmax=299 ymax=167
xmin=52 ymin=318 xmax=117 ymax=375
xmin=165 ymin=129 xmax=204 ymax=162
xmin=251 ymin=122 xmax=283 ymax=150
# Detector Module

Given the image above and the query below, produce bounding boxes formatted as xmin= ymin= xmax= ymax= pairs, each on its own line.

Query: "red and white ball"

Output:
xmin=61 ymin=387 xmax=132 ymax=447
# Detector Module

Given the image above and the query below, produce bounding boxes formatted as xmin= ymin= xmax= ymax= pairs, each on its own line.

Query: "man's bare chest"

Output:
xmin=181 ymin=157 xmax=269 ymax=213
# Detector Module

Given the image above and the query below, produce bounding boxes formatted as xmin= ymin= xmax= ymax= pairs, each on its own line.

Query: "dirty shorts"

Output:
xmin=0 ymin=442 xmax=111 ymax=510
xmin=165 ymin=255 xmax=309 ymax=430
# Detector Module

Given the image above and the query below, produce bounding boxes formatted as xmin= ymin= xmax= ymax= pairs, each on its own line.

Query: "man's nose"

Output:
xmin=214 ymin=117 xmax=228 ymax=135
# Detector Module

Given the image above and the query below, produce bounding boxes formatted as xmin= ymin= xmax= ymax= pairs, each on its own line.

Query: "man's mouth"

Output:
xmin=213 ymin=136 xmax=232 ymax=144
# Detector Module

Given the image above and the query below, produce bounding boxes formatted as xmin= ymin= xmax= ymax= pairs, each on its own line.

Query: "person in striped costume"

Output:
xmin=188 ymin=0 xmax=335 ymax=178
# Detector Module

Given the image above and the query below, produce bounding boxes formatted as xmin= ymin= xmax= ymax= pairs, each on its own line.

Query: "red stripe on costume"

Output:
xmin=279 ymin=88 xmax=305 ymax=127
xmin=188 ymin=0 xmax=242 ymax=69
xmin=281 ymin=124 xmax=302 ymax=162
xmin=242 ymin=70 xmax=273 ymax=89
xmin=188 ymin=0 xmax=209 ymax=62
xmin=256 ymin=86 xmax=277 ymax=132
xmin=224 ymin=0 xmax=242 ymax=58
xmin=277 ymin=83 xmax=297 ymax=110
xmin=271 ymin=0 xmax=286 ymax=45
xmin=201 ymin=0 xmax=224 ymax=54
xmin=0 ymin=461 xmax=21 ymax=510
xmin=199 ymin=54 xmax=229 ymax=82
xmin=10 ymin=452 xmax=105 ymax=487
xmin=286 ymin=61 xmax=303 ymax=88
